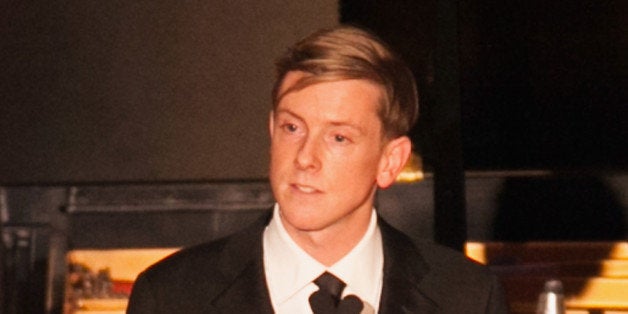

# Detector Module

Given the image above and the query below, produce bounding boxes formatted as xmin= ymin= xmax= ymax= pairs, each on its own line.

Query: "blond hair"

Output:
xmin=272 ymin=25 xmax=419 ymax=138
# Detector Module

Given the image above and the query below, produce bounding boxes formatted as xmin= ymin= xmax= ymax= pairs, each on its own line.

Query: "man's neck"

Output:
xmin=283 ymin=209 xmax=372 ymax=266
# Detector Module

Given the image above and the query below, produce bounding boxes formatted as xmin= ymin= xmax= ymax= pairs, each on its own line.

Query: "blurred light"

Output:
xmin=396 ymin=152 xmax=424 ymax=182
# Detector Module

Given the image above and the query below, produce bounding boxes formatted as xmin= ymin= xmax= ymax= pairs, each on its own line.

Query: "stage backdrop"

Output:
xmin=1 ymin=1 xmax=338 ymax=184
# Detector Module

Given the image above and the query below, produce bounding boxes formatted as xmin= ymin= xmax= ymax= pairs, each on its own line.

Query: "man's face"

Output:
xmin=269 ymin=71 xmax=393 ymax=237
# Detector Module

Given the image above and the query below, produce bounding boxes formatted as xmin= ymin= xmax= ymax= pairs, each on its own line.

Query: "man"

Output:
xmin=127 ymin=25 xmax=508 ymax=313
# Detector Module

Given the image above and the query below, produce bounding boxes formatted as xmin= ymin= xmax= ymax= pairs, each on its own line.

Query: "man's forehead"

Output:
xmin=275 ymin=71 xmax=314 ymax=103
xmin=273 ymin=76 xmax=386 ymax=137
xmin=276 ymin=71 xmax=385 ymax=104
xmin=278 ymin=71 xmax=310 ymax=93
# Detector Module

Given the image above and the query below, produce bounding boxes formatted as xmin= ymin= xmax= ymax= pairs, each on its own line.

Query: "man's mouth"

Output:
xmin=292 ymin=183 xmax=319 ymax=193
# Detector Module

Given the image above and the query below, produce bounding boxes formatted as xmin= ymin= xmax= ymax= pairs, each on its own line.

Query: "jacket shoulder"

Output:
xmin=414 ymin=240 xmax=508 ymax=313
xmin=127 ymin=217 xmax=268 ymax=314
xmin=379 ymin=219 xmax=508 ymax=313
xmin=415 ymin=240 xmax=491 ymax=279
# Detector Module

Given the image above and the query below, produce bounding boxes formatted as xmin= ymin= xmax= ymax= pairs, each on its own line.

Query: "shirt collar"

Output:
xmin=330 ymin=211 xmax=382 ymax=304
xmin=263 ymin=204 xmax=383 ymax=309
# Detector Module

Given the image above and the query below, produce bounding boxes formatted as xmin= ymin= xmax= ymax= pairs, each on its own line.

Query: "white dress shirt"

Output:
xmin=263 ymin=204 xmax=383 ymax=314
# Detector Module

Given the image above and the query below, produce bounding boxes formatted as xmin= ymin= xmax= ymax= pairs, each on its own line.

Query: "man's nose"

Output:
xmin=295 ymin=136 xmax=321 ymax=170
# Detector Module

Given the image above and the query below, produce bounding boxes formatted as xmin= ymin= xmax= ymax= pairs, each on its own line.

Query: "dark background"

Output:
xmin=1 ymin=1 xmax=337 ymax=184
xmin=1 ymin=1 xmax=626 ymax=184
xmin=342 ymin=0 xmax=627 ymax=172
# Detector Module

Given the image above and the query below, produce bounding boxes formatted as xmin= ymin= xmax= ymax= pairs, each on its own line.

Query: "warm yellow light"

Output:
xmin=396 ymin=152 xmax=424 ymax=182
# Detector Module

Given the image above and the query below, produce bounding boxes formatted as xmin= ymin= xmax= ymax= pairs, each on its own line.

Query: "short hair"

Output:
xmin=272 ymin=25 xmax=419 ymax=138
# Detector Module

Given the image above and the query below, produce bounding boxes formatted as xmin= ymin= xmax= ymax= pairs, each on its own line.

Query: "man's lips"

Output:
xmin=290 ymin=183 xmax=321 ymax=193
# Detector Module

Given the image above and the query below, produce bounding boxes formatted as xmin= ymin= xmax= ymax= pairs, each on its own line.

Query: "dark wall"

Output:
xmin=458 ymin=0 xmax=627 ymax=170
xmin=341 ymin=0 xmax=627 ymax=171
xmin=5 ymin=1 xmax=624 ymax=184
xmin=1 ymin=1 xmax=337 ymax=184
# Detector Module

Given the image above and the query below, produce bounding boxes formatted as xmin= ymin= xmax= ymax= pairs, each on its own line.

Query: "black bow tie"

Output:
xmin=309 ymin=272 xmax=364 ymax=314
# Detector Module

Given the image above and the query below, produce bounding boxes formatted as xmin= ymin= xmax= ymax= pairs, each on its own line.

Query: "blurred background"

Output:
xmin=1 ymin=1 xmax=626 ymax=182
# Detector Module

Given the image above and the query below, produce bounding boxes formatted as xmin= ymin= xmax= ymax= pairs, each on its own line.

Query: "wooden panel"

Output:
xmin=466 ymin=242 xmax=628 ymax=314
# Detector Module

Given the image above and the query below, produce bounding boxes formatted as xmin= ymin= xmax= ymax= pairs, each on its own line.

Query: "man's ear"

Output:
xmin=376 ymin=136 xmax=412 ymax=189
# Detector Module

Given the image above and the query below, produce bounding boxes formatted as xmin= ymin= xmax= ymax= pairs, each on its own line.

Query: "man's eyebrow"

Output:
xmin=274 ymin=109 xmax=302 ymax=120
xmin=327 ymin=121 xmax=366 ymax=134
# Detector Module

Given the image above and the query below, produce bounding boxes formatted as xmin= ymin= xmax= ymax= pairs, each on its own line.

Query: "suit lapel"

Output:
xmin=209 ymin=256 xmax=274 ymax=313
xmin=204 ymin=213 xmax=274 ymax=314
xmin=378 ymin=218 xmax=440 ymax=314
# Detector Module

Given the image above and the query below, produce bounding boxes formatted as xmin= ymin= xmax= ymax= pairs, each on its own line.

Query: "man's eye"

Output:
xmin=334 ymin=135 xmax=347 ymax=143
xmin=283 ymin=124 xmax=298 ymax=133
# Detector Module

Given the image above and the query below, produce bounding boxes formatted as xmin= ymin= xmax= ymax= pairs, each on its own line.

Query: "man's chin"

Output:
xmin=279 ymin=211 xmax=328 ymax=233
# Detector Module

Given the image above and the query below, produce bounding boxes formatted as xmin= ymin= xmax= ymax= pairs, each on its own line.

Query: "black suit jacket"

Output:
xmin=127 ymin=214 xmax=508 ymax=313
